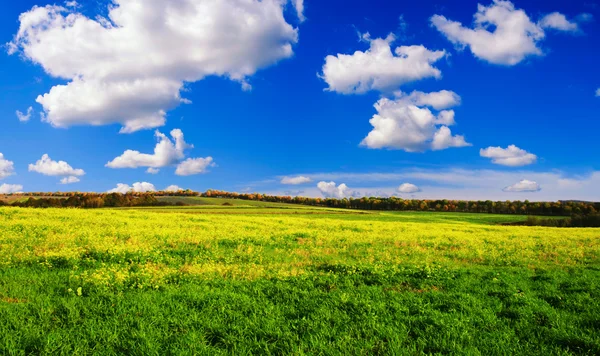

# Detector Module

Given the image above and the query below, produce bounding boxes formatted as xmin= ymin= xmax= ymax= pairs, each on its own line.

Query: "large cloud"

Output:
xmin=107 ymin=129 xmax=213 ymax=176
xmin=320 ymin=33 xmax=446 ymax=94
xmin=28 ymin=154 xmax=85 ymax=178
xmin=431 ymin=1 xmax=583 ymax=65
xmin=0 ymin=184 xmax=23 ymax=194
xmin=317 ymin=181 xmax=356 ymax=198
xmin=480 ymin=145 xmax=537 ymax=167
xmin=0 ymin=154 xmax=15 ymax=179
xmin=107 ymin=182 xmax=157 ymax=194
xmin=8 ymin=0 xmax=300 ymax=133
xmin=361 ymin=90 xmax=470 ymax=151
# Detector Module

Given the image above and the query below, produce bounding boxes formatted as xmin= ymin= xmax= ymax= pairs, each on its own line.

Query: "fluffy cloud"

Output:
xmin=503 ymin=179 xmax=541 ymax=192
xmin=431 ymin=1 xmax=583 ymax=65
xmin=317 ymin=181 xmax=356 ymax=199
xmin=9 ymin=0 xmax=299 ymax=133
xmin=107 ymin=130 xmax=190 ymax=168
xmin=107 ymin=129 xmax=213 ymax=175
xmin=164 ymin=185 xmax=184 ymax=192
xmin=107 ymin=182 xmax=157 ymax=194
xmin=281 ymin=176 xmax=312 ymax=185
xmin=397 ymin=183 xmax=420 ymax=194
xmin=60 ymin=176 xmax=80 ymax=184
xmin=28 ymin=154 xmax=85 ymax=177
xmin=480 ymin=145 xmax=537 ymax=166
xmin=175 ymin=157 xmax=215 ymax=176
xmin=361 ymin=90 xmax=470 ymax=151
xmin=16 ymin=107 xmax=33 ymax=122
xmin=320 ymin=33 xmax=446 ymax=94
xmin=0 ymin=153 xmax=15 ymax=179
xmin=539 ymin=12 xmax=578 ymax=32
xmin=0 ymin=184 xmax=23 ymax=194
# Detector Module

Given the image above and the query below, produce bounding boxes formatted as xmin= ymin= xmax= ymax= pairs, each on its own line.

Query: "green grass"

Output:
xmin=0 ymin=207 xmax=598 ymax=355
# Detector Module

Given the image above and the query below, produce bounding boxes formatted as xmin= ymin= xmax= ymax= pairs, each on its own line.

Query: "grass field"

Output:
xmin=1 ymin=206 xmax=599 ymax=355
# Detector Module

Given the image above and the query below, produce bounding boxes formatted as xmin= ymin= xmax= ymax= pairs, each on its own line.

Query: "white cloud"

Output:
xmin=164 ymin=185 xmax=184 ymax=192
xmin=397 ymin=90 xmax=461 ymax=110
xmin=9 ymin=1 xmax=299 ymax=133
xmin=107 ymin=182 xmax=156 ymax=194
xmin=480 ymin=145 xmax=537 ymax=166
xmin=361 ymin=90 xmax=470 ymax=151
xmin=28 ymin=154 xmax=85 ymax=177
xmin=175 ymin=157 xmax=215 ymax=176
xmin=320 ymin=33 xmax=446 ymax=94
xmin=16 ymin=107 xmax=33 ymax=122
xmin=64 ymin=1 xmax=79 ymax=8
xmin=0 ymin=184 xmax=23 ymax=194
xmin=503 ymin=179 xmax=541 ymax=192
xmin=539 ymin=12 xmax=578 ymax=32
xmin=292 ymin=0 xmax=305 ymax=22
xmin=0 ymin=153 xmax=15 ymax=179
xmin=431 ymin=1 xmax=582 ymax=65
xmin=317 ymin=181 xmax=356 ymax=198
xmin=107 ymin=129 xmax=193 ymax=169
xmin=263 ymin=169 xmax=600 ymax=201
xmin=596 ymin=88 xmax=600 ymax=97
xmin=60 ymin=176 xmax=80 ymax=184
xmin=146 ymin=168 xmax=160 ymax=174
xmin=281 ymin=176 xmax=312 ymax=185
xmin=397 ymin=183 xmax=420 ymax=194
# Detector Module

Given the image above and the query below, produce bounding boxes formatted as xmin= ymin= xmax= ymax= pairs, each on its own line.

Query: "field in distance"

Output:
xmin=0 ymin=206 xmax=598 ymax=354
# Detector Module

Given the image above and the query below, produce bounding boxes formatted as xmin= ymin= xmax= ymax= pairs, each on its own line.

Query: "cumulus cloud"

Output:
xmin=0 ymin=153 xmax=15 ymax=179
xmin=175 ymin=157 xmax=215 ymax=176
xmin=317 ymin=181 xmax=357 ymax=198
xmin=16 ymin=107 xmax=33 ymax=122
xmin=281 ymin=176 xmax=312 ymax=185
xmin=503 ymin=179 xmax=541 ymax=192
xmin=8 ymin=0 xmax=299 ymax=133
xmin=107 ymin=182 xmax=156 ymax=194
xmin=431 ymin=1 xmax=584 ymax=65
xmin=361 ymin=90 xmax=470 ymax=151
xmin=480 ymin=145 xmax=537 ymax=166
xmin=0 ymin=184 xmax=23 ymax=194
xmin=60 ymin=176 xmax=80 ymax=184
xmin=28 ymin=154 xmax=85 ymax=178
xmin=164 ymin=185 xmax=184 ymax=192
xmin=397 ymin=183 xmax=420 ymax=194
xmin=320 ymin=33 xmax=446 ymax=94
xmin=107 ymin=130 xmax=191 ymax=168
xmin=539 ymin=12 xmax=579 ymax=32
xmin=107 ymin=129 xmax=213 ymax=175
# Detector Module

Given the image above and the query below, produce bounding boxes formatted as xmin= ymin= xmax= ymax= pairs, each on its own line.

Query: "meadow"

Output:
xmin=0 ymin=204 xmax=599 ymax=355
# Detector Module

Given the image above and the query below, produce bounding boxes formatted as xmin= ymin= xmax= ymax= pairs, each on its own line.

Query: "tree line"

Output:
xmin=1 ymin=190 xmax=599 ymax=218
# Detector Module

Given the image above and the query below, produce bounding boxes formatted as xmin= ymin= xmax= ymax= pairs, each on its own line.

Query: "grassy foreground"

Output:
xmin=1 ymin=207 xmax=599 ymax=355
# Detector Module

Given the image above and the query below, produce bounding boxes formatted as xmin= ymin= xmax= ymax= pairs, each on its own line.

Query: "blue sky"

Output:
xmin=1 ymin=0 xmax=599 ymax=200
